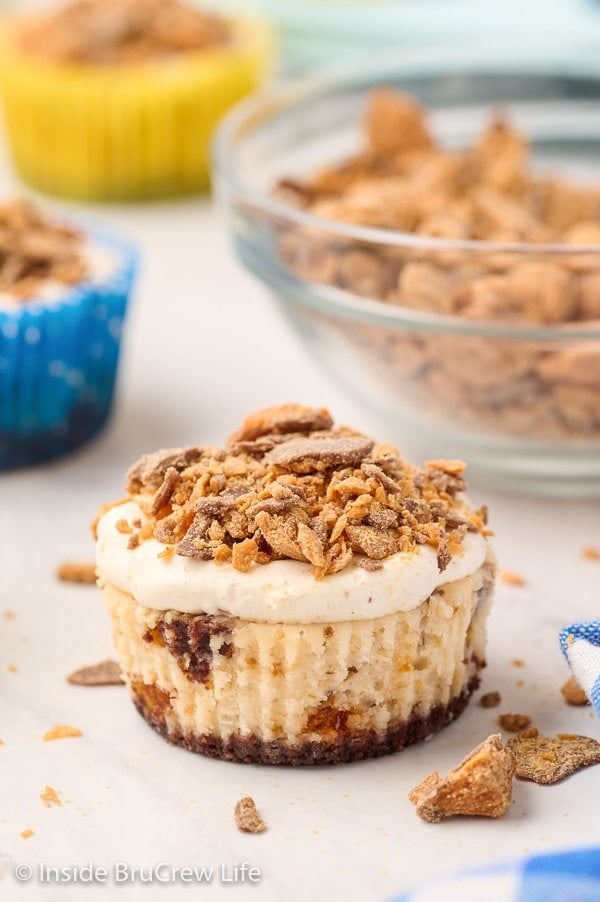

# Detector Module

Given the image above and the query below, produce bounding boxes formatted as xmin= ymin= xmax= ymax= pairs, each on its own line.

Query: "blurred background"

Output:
xmin=165 ymin=0 xmax=598 ymax=74
xmin=1 ymin=0 xmax=600 ymax=492
xmin=208 ymin=0 xmax=600 ymax=75
xmin=7 ymin=0 xmax=600 ymax=74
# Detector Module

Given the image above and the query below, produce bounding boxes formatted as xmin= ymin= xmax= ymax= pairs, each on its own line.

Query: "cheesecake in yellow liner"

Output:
xmin=0 ymin=0 xmax=271 ymax=200
xmin=95 ymin=404 xmax=495 ymax=765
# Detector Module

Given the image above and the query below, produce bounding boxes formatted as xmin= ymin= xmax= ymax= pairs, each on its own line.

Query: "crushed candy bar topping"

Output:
xmin=234 ymin=796 xmax=266 ymax=834
xmin=498 ymin=713 xmax=532 ymax=733
xmin=408 ymin=733 xmax=515 ymax=823
xmin=19 ymin=0 xmax=231 ymax=66
xmin=561 ymin=677 xmax=589 ymax=707
xmin=40 ymin=785 xmax=62 ymax=808
xmin=68 ymin=659 xmax=124 ymax=686
xmin=499 ymin=569 xmax=526 ymax=587
xmin=278 ymin=88 xmax=600 ymax=260
xmin=480 ymin=691 xmax=501 ymax=709
xmin=56 ymin=561 xmax=97 ymax=584
xmin=42 ymin=724 xmax=82 ymax=742
xmin=0 ymin=200 xmax=87 ymax=301
xmin=274 ymin=90 xmax=600 ymax=445
xmin=508 ymin=729 xmax=600 ymax=784
xmin=120 ymin=404 xmax=487 ymax=578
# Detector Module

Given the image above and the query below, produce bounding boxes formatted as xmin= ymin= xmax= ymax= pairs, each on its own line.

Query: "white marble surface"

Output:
xmin=1 ymin=189 xmax=600 ymax=902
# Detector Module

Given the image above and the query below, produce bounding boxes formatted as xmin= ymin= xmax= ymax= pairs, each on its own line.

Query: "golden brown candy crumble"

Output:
xmin=117 ymin=404 xmax=488 ymax=578
xmin=18 ymin=0 xmax=231 ymax=66
xmin=0 ymin=200 xmax=87 ymax=301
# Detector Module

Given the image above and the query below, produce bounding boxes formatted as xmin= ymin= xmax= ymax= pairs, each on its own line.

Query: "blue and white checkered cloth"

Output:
xmin=395 ymin=847 xmax=600 ymax=901
xmin=560 ymin=621 xmax=600 ymax=715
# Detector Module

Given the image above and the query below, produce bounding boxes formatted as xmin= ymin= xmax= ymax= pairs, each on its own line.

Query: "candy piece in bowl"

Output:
xmin=95 ymin=404 xmax=495 ymax=765
xmin=215 ymin=57 xmax=600 ymax=495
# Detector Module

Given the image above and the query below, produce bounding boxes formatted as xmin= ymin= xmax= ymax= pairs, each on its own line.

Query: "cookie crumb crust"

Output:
xmin=131 ymin=675 xmax=482 ymax=765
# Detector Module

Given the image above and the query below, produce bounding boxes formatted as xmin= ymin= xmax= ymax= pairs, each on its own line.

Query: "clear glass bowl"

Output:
xmin=214 ymin=48 xmax=600 ymax=496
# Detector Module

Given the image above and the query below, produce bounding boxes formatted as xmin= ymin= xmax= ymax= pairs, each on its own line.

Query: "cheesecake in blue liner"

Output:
xmin=0 ymin=200 xmax=137 ymax=468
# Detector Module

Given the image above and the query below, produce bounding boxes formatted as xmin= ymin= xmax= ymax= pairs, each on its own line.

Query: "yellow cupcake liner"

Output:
xmin=0 ymin=17 xmax=272 ymax=200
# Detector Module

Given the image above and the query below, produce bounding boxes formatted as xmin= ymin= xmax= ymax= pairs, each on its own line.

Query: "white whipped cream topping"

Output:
xmin=96 ymin=501 xmax=488 ymax=623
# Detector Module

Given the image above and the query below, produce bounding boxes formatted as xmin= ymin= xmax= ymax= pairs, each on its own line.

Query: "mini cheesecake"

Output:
xmin=0 ymin=198 xmax=136 ymax=469
xmin=0 ymin=0 xmax=270 ymax=199
xmin=95 ymin=404 xmax=494 ymax=765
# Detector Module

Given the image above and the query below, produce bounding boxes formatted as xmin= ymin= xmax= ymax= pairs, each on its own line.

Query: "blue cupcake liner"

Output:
xmin=0 ymin=219 xmax=137 ymax=469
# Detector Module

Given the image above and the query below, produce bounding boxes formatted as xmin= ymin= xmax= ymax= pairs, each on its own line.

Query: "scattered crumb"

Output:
xmin=561 ymin=677 xmax=589 ymax=707
xmin=40 ymin=786 xmax=62 ymax=808
xmin=500 ymin=569 xmax=526 ymax=586
xmin=115 ymin=518 xmax=132 ymax=534
xmin=511 ymin=659 xmax=525 ymax=668
xmin=516 ymin=679 xmax=525 ymax=687
xmin=3 ymin=610 xmax=15 ymax=620
xmin=7 ymin=664 xmax=17 ymax=673
xmin=480 ymin=691 xmax=501 ymax=709
xmin=234 ymin=796 xmax=267 ymax=834
xmin=42 ymin=725 xmax=82 ymax=742
xmin=55 ymin=561 xmax=96 ymax=584
xmin=0 ymin=740 xmax=4 ymax=746
xmin=508 ymin=729 xmax=600 ymax=784
xmin=20 ymin=829 xmax=34 ymax=840
xmin=157 ymin=546 xmax=175 ymax=560
xmin=67 ymin=659 xmax=124 ymax=686
xmin=499 ymin=713 xmax=532 ymax=732
xmin=408 ymin=734 xmax=515 ymax=823
xmin=582 ymin=546 xmax=600 ymax=562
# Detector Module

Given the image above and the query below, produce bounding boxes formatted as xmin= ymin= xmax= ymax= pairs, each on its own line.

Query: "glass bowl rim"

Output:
xmin=214 ymin=50 xmax=600 ymax=340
